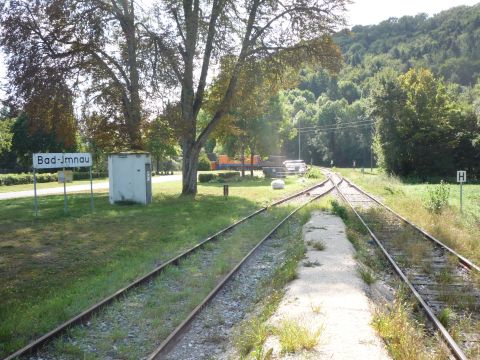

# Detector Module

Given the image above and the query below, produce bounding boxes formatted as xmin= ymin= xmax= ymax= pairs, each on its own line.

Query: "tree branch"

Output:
xmin=196 ymin=0 xmax=261 ymax=147
xmin=138 ymin=23 xmax=184 ymax=84
xmin=192 ymin=0 xmax=227 ymax=119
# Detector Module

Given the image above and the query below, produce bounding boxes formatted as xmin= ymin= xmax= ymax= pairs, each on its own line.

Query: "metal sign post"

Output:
xmin=89 ymin=166 xmax=94 ymax=212
xmin=32 ymin=152 xmax=93 ymax=216
xmin=33 ymin=168 xmax=38 ymax=217
xmin=457 ymin=170 xmax=466 ymax=213
xmin=62 ymin=165 xmax=68 ymax=214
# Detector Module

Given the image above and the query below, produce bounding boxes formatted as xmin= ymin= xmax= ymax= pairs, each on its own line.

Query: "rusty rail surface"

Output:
xmin=4 ymin=178 xmax=330 ymax=360
xmin=148 ymin=180 xmax=338 ymax=359
xmin=328 ymin=171 xmax=468 ymax=360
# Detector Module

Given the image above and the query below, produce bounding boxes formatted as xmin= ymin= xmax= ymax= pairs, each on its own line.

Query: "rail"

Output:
xmin=328 ymin=172 xmax=468 ymax=360
xmin=3 ymin=178 xmax=330 ymax=360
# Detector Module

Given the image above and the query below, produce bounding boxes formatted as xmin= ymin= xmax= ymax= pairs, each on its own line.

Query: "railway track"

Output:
xmin=5 ymin=179 xmax=333 ymax=360
xmin=146 ymin=179 xmax=336 ymax=359
xmin=326 ymin=170 xmax=480 ymax=360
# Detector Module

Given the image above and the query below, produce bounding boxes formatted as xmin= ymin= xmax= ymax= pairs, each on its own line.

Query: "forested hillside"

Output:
xmin=269 ymin=4 xmax=480 ymax=177
xmin=335 ymin=4 xmax=480 ymax=86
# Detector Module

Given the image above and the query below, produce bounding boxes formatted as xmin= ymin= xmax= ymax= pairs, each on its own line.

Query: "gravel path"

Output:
xmin=262 ymin=211 xmax=391 ymax=359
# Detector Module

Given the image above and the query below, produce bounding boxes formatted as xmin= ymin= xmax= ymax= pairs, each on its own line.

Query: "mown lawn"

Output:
xmin=337 ymin=168 xmax=480 ymax=266
xmin=0 ymin=175 xmax=319 ymax=357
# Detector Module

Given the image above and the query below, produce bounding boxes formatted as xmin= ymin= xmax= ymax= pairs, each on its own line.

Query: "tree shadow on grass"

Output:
xmin=0 ymin=191 xmax=258 ymax=357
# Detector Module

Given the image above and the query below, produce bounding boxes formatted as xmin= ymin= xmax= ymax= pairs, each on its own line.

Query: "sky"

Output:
xmin=1 ymin=0 xmax=479 ymax=102
xmin=346 ymin=0 xmax=480 ymax=26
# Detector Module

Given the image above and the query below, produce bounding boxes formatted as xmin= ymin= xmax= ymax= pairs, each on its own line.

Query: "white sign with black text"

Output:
xmin=32 ymin=152 xmax=94 ymax=216
xmin=33 ymin=153 xmax=92 ymax=169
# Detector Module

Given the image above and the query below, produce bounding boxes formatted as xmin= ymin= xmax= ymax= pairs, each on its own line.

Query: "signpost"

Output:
xmin=457 ymin=170 xmax=466 ymax=213
xmin=57 ymin=170 xmax=73 ymax=183
xmin=32 ymin=153 xmax=93 ymax=216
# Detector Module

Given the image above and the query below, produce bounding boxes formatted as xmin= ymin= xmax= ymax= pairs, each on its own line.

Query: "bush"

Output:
xmin=424 ymin=180 xmax=450 ymax=214
xmin=199 ymin=173 xmax=216 ymax=183
xmin=331 ymin=200 xmax=348 ymax=220
xmin=218 ymin=171 xmax=240 ymax=179
xmin=0 ymin=171 xmax=107 ymax=186
xmin=198 ymin=153 xmax=212 ymax=171
xmin=198 ymin=171 xmax=241 ymax=183
xmin=74 ymin=171 xmax=108 ymax=180
xmin=305 ymin=167 xmax=322 ymax=179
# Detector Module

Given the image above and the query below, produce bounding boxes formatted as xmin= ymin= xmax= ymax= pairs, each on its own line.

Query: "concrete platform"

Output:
xmin=263 ymin=211 xmax=391 ymax=359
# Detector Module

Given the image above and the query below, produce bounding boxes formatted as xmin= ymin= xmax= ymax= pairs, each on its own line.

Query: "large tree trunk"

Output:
xmin=181 ymin=140 xmax=201 ymax=195
xmin=177 ymin=0 xmax=259 ymax=195
xmin=125 ymin=3 xmax=142 ymax=150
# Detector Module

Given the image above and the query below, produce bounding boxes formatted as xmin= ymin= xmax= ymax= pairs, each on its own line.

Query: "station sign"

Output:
xmin=33 ymin=153 xmax=92 ymax=169
xmin=32 ymin=153 xmax=94 ymax=216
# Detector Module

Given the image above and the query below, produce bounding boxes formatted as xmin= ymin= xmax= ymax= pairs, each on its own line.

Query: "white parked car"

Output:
xmin=283 ymin=160 xmax=307 ymax=175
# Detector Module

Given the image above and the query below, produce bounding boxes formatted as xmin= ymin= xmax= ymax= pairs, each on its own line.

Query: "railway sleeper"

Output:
xmin=411 ymin=280 xmax=474 ymax=288
xmin=417 ymin=287 xmax=479 ymax=298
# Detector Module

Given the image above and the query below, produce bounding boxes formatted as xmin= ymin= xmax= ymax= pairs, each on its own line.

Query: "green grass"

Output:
xmin=234 ymin=202 xmax=330 ymax=359
xmin=310 ymin=240 xmax=326 ymax=251
xmin=274 ymin=319 xmax=321 ymax=354
xmin=357 ymin=265 xmax=377 ymax=285
xmin=0 ymin=175 xmax=321 ymax=357
xmin=372 ymin=295 xmax=450 ymax=360
xmin=336 ymin=168 xmax=480 ymax=267
xmin=48 ymin=205 xmax=294 ymax=359
xmin=330 ymin=198 xmax=454 ymax=360
xmin=302 ymin=259 xmax=321 ymax=267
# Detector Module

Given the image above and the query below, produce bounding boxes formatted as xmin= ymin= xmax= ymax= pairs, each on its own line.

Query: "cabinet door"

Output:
xmin=145 ymin=163 xmax=152 ymax=204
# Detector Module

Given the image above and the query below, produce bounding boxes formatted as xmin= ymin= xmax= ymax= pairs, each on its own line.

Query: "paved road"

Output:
xmin=0 ymin=175 xmax=182 ymax=200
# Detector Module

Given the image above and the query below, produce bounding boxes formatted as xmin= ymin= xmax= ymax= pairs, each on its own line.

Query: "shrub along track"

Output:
xmin=326 ymin=170 xmax=480 ymax=360
xmin=4 ymin=179 xmax=332 ymax=360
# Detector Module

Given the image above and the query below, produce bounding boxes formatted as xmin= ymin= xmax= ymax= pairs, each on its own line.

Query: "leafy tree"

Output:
xmin=0 ymin=118 xmax=14 ymax=156
xmin=0 ymin=0 xmax=147 ymax=149
xmin=11 ymin=113 xmax=75 ymax=169
xmin=145 ymin=117 xmax=178 ymax=173
xmin=206 ymin=59 xmax=293 ymax=176
xmin=370 ymin=68 xmax=473 ymax=176
xmin=147 ymin=0 xmax=348 ymax=194
xmin=333 ymin=4 xmax=480 ymax=86
xmin=306 ymin=98 xmax=370 ymax=166
xmin=338 ymin=80 xmax=361 ymax=104
xmin=80 ymin=112 xmax=125 ymax=166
